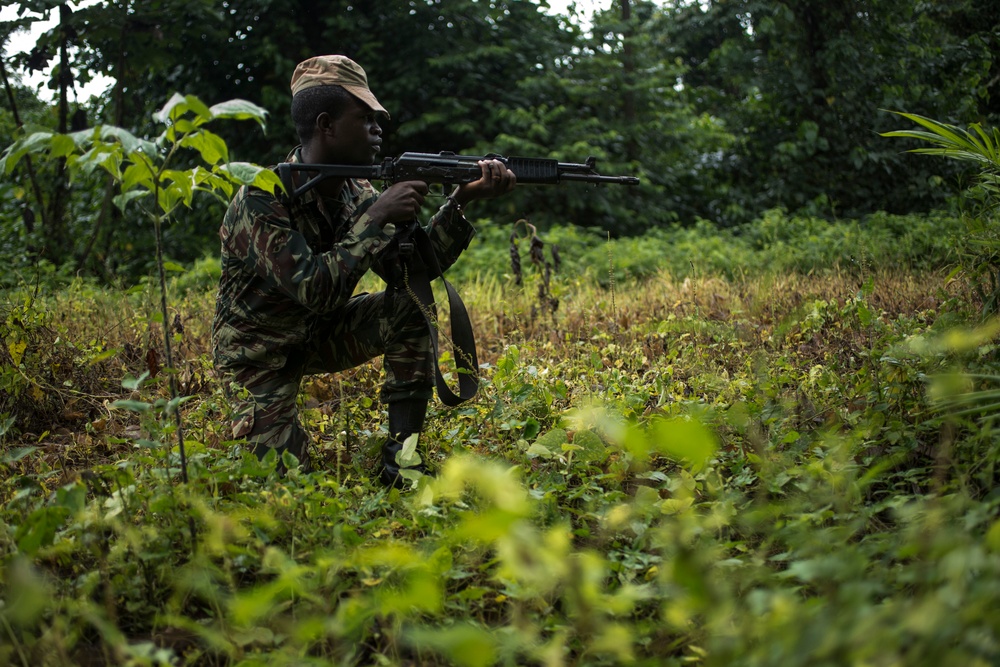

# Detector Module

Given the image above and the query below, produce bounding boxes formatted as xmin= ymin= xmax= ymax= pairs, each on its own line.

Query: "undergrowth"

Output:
xmin=1 ymin=214 xmax=999 ymax=666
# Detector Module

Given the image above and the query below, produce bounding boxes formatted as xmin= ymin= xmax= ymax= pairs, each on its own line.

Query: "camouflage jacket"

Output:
xmin=212 ymin=147 xmax=476 ymax=372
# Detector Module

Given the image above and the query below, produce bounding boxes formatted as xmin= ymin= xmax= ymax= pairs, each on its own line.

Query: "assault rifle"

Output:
xmin=277 ymin=151 xmax=639 ymax=200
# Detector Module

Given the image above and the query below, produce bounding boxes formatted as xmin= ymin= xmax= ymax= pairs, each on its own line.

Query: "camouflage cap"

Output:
xmin=290 ymin=55 xmax=389 ymax=118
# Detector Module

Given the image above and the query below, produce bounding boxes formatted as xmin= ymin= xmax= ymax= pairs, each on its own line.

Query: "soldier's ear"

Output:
xmin=315 ymin=111 xmax=336 ymax=138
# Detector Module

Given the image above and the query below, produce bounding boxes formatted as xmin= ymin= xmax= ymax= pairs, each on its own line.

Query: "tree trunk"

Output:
xmin=0 ymin=58 xmax=47 ymax=260
xmin=43 ymin=2 xmax=72 ymax=265
xmin=621 ymin=0 xmax=638 ymax=164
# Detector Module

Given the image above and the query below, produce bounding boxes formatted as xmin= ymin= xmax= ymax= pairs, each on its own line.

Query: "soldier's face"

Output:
xmin=327 ymin=97 xmax=384 ymax=165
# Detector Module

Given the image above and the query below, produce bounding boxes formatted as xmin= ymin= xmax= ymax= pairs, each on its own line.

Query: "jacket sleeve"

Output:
xmin=221 ymin=187 xmax=395 ymax=314
xmin=424 ymin=200 xmax=477 ymax=275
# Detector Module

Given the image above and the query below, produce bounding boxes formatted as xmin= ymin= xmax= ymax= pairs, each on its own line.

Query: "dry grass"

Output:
xmin=1 ymin=266 xmax=969 ymax=483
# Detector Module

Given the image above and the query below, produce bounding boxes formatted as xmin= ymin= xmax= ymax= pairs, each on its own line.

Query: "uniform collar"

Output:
xmin=285 ymin=146 xmax=364 ymax=208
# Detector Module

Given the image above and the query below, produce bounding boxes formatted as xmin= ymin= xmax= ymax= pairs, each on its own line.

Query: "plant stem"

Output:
xmin=152 ymin=212 xmax=196 ymax=556
xmin=1 ymin=614 xmax=29 ymax=667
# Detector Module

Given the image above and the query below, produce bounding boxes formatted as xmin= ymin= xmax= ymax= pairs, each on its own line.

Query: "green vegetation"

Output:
xmin=3 ymin=0 xmax=999 ymax=279
xmin=2 ymin=205 xmax=999 ymax=664
xmin=3 ymin=2 xmax=1000 ymax=663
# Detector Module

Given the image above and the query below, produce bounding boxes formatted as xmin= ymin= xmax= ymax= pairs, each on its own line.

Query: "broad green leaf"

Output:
xmin=660 ymin=495 xmax=695 ymax=514
xmin=162 ymin=169 xmax=195 ymax=207
xmin=7 ymin=338 xmax=27 ymax=365
xmin=0 ymin=130 xmax=55 ymax=174
xmin=157 ymin=182 xmax=184 ymax=215
xmin=55 ymin=482 xmax=86 ymax=514
xmin=621 ymin=419 xmax=651 ymax=462
xmin=112 ymin=190 xmax=149 ymax=212
xmin=589 ymin=623 xmax=635 ymax=663
xmin=405 ymin=623 xmax=497 ymax=667
xmin=987 ymin=519 xmax=1000 ymax=553
xmin=100 ymin=125 xmax=150 ymax=157
xmin=526 ymin=442 xmax=555 ymax=459
xmin=0 ymin=416 xmax=16 ymax=439
xmin=172 ymin=118 xmax=198 ymax=135
xmin=572 ymin=429 xmax=608 ymax=463
xmin=451 ymin=507 xmax=522 ymax=542
xmin=183 ymin=94 xmax=214 ymax=124
xmin=1 ymin=445 xmax=37 ymax=463
xmin=217 ymin=161 xmax=283 ymax=193
xmin=67 ymin=128 xmax=96 ymax=150
xmin=252 ymin=168 xmax=285 ymax=194
xmin=396 ymin=433 xmax=422 ymax=468
xmin=523 ymin=416 xmax=541 ymax=440
xmin=534 ymin=428 xmax=568 ymax=449
xmin=190 ymin=165 xmax=236 ymax=200
xmin=209 ymin=98 xmax=269 ymax=125
xmin=376 ymin=570 xmax=442 ymax=615
xmin=856 ymin=301 xmax=873 ymax=327
xmin=181 ymin=129 xmax=229 ymax=165
xmin=650 ymin=416 xmax=718 ymax=472
xmin=229 ymin=580 xmax=289 ymax=626
xmin=154 ymin=92 xmax=188 ymax=124
xmin=77 ymin=144 xmax=124 ymax=179
xmin=3 ymin=557 xmax=52 ymax=627
xmin=49 ymin=134 xmax=77 ymax=158
xmin=15 ymin=506 xmax=68 ymax=555
xmin=112 ymin=399 xmax=153 ymax=413
xmin=122 ymin=159 xmax=156 ymax=192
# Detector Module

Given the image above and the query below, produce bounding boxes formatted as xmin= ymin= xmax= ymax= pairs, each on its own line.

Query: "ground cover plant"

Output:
xmin=3 ymin=219 xmax=999 ymax=665
xmin=2 ymin=106 xmax=1000 ymax=665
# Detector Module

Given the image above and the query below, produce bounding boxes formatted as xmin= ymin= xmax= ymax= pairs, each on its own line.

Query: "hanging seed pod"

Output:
xmin=551 ymin=244 xmax=562 ymax=272
xmin=509 ymin=229 xmax=523 ymax=286
xmin=529 ymin=232 xmax=544 ymax=268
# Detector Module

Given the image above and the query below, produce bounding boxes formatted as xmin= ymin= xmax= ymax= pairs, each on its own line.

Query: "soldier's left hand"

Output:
xmin=454 ymin=159 xmax=516 ymax=205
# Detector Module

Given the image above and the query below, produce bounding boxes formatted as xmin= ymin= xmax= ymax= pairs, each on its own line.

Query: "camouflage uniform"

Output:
xmin=212 ymin=147 xmax=475 ymax=460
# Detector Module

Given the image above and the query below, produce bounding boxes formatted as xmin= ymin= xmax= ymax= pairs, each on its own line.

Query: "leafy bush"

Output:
xmin=2 ymin=250 xmax=998 ymax=665
xmin=452 ymin=209 xmax=963 ymax=290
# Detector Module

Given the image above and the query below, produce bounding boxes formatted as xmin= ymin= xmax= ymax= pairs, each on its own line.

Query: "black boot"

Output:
xmin=379 ymin=433 xmax=427 ymax=488
xmin=254 ymin=430 xmax=310 ymax=475
xmin=379 ymin=397 xmax=429 ymax=488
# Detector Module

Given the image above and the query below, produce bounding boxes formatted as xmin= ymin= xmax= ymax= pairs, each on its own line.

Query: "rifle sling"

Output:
xmin=397 ymin=226 xmax=479 ymax=407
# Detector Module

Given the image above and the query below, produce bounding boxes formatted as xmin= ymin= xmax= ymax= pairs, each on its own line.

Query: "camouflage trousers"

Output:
xmin=218 ymin=287 xmax=433 ymax=461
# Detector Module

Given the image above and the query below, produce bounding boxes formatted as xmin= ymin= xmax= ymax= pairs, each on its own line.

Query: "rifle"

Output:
xmin=277 ymin=151 xmax=640 ymax=200
xmin=274 ymin=152 xmax=638 ymax=407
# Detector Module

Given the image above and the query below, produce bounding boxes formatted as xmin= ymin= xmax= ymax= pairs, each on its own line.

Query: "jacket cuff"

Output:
xmin=342 ymin=212 xmax=394 ymax=256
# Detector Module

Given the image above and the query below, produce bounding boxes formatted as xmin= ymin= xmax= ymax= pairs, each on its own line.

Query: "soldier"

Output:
xmin=211 ymin=55 xmax=516 ymax=486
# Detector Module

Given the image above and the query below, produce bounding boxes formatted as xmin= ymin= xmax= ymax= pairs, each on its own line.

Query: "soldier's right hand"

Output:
xmin=368 ymin=181 xmax=429 ymax=228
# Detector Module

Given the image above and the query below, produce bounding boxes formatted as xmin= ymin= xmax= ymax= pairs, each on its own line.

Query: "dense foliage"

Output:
xmin=2 ymin=209 xmax=999 ymax=664
xmin=3 ymin=2 xmax=1000 ymax=664
xmin=2 ymin=0 xmax=998 ymax=279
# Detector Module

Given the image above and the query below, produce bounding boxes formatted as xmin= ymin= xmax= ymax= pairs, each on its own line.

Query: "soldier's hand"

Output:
xmin=368 ymin=181 xmax=429 ymax=227
xmin=454 ymin=159 xmax=516 ymax=206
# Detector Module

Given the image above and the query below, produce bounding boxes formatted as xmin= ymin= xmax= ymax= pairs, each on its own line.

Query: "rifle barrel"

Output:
xmin=558 ymin=173 xmax=641 ymax=185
